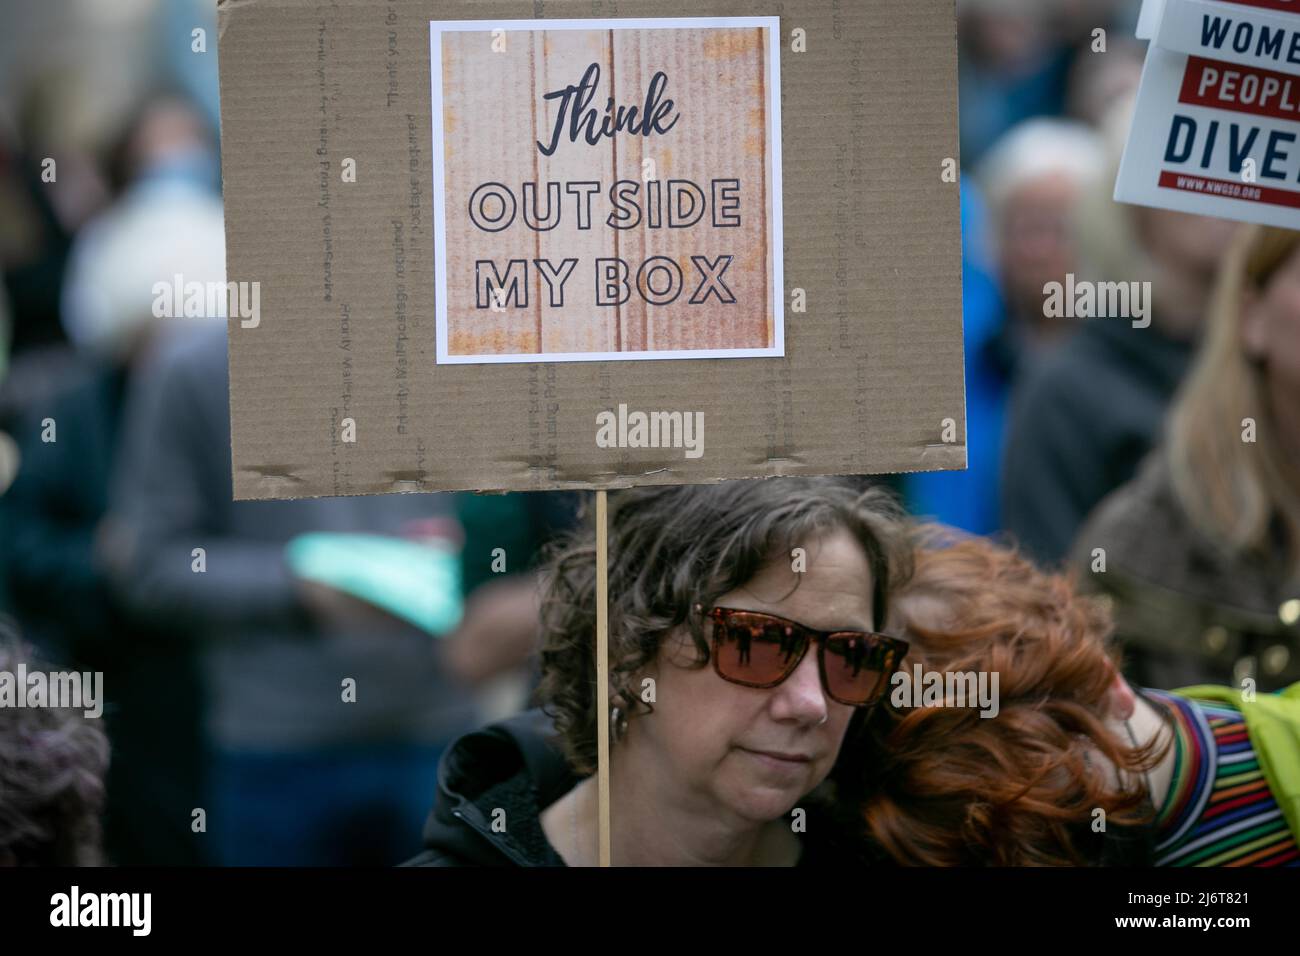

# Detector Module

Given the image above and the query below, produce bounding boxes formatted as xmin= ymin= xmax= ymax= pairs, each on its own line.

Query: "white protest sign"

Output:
xmin=1116 ymin=0 xmax=1300 ymax=228
xmin=1156 ymin=0 xmax=1300 ymax=71
xmin=1138 ymin=0 xmax=1168 ymax=40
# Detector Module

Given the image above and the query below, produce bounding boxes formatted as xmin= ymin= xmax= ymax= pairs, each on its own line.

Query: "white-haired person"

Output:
xmin=1000 ymin=97 xmax=1239 ymax=566
xmin=976 ymin=116 xmax=1105 ymax=359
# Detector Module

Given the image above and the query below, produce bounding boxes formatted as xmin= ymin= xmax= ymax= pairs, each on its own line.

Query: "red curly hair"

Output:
xmin=858 ymin=528 xmax=1168 ymax=866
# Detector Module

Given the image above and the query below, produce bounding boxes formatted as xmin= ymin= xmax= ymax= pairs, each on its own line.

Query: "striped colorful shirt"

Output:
xmin=1144 ymin=687 xmax=1300 ymax=867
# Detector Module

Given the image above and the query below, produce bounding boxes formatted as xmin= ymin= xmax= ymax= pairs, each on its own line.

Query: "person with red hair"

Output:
xmin=854 ymin=528 xmax=1300 ymax=867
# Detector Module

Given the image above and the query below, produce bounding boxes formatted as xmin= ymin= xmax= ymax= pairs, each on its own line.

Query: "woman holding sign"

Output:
xmin=406 ymin=477 xmax=913 ymax=866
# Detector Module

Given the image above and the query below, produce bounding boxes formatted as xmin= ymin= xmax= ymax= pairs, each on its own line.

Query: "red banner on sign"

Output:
xmin=1179 ymin=55 xmax=1300 ymax=120
xmin=1159 ymin=170 xmax=1300 ymax=208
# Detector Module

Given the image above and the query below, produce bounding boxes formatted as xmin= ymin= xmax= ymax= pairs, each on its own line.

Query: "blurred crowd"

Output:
xmin=0 ymin=0 xmax=1298 ymax=867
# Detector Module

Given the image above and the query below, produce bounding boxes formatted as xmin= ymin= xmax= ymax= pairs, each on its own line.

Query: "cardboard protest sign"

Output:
xmin=1117 ymin=0 xmax=1300 ymax=227
xmin=216 ymin=0 xmax=964 ymax=499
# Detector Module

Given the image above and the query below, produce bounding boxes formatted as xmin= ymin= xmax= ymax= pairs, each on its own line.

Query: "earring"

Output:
xmin=817 ymin=713 xmax=829 ymax=726
xmin=610 ymin=705 xmax=629 ymax=742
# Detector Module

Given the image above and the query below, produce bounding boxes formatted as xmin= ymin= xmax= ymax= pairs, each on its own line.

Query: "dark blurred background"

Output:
xmin=1 ymin=0 xmax=1297 ymax=866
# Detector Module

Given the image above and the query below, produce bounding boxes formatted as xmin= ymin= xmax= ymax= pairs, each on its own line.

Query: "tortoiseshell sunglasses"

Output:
xmin=696 ymin=605 xmax=909 ymax=707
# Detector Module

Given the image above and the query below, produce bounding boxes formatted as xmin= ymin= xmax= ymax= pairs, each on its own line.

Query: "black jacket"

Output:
xmin=405 ymin=709 xmax=577 ymax=866
xmin=404 ymin=708 xmax=871 ymax=867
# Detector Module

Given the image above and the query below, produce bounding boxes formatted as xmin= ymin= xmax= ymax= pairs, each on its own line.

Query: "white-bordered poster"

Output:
xmin=1117 ymin=0 xmax=1300 ymax=228
xmin=430 ymin=17 xmax=784 ymax=364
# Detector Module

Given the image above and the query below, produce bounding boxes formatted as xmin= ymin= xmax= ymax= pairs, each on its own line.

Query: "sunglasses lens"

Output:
xmin=823 ymin=636 xmax=893 ymax=705
xmin=715 ymin=614 xmax=802 ymax=686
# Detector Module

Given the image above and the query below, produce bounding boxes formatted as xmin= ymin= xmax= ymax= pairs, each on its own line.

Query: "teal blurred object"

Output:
xmin=453 ymin=492 xmax=535 ymax=595
xmin=285 ymin=533 xmax=463 ymax=636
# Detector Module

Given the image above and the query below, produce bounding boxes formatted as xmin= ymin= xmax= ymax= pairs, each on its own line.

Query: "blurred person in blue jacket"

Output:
xmin=905 ymin=119 xmax=1103 ymax=535
xmin=903 ymin=185 xmax=1004 ymax=535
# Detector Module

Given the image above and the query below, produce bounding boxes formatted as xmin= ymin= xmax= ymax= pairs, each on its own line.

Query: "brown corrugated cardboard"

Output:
xmin=216 ymin=0 xmax=965 ymax=499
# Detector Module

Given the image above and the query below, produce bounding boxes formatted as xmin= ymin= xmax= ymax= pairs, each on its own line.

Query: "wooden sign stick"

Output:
xmin=595 ymin=489 xmax=611 ymax=867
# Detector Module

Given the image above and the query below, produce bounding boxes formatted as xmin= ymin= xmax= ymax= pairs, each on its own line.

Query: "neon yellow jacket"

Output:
xmin=1174 ymin=682 xmax=1300 ymax=844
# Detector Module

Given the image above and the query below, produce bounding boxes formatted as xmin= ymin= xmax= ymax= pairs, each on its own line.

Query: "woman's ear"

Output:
xmin=1101 ymin=658 xmax=1136 ymax=721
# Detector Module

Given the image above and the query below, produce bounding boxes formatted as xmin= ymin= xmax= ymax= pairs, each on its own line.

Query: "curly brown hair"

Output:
xmin=855 ymin=528 xmax=1169 ymax=866
xmin=0 ymin=631 xmax=110 ymax=866
xmin=535 ymin=477 xmax=914 ymax=776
